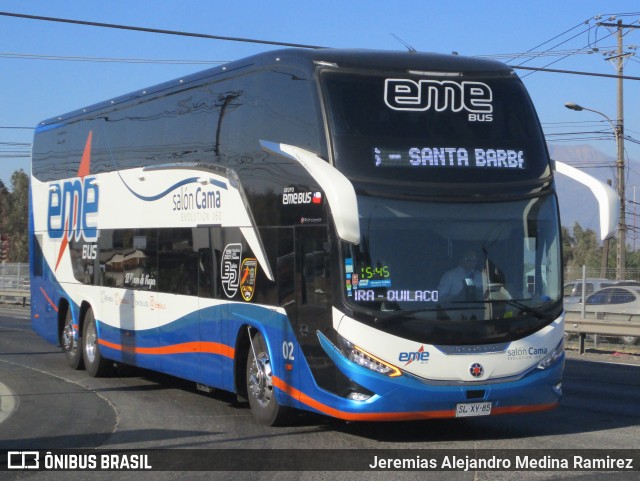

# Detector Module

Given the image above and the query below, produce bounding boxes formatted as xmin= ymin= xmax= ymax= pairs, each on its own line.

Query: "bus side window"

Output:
xmin=208 ymin=226 xmax=223 ymax=299
xmin=101 ymin=229 xmax=124 ymax=288
xmin=157 ymin=228 xmax=198 ymax=296
xmin=198 ymin=247 xmax=213 ymax=298
xmin=194 ymin=226 xmax=216 ymax=298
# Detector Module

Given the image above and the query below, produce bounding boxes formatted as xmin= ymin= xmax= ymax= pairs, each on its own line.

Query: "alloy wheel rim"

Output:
xmin=248 ymin=352 xmax=273 ymax=407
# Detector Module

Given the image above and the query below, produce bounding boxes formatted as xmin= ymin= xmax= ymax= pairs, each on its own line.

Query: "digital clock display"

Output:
xmin=360 ymin=265 xmax=390 ymax=280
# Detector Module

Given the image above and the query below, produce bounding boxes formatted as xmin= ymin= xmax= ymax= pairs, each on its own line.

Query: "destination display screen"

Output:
xmin=374 ymin=147 xmax=525 ymax=170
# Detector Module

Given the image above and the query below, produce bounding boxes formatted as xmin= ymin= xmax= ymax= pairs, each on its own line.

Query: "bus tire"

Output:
xmin=62 ymin=308 xmax=84 ymax=370
xmin=246 ymin=330 xmax=291 ymax=426
xmin=82 ymin=308 xmax=111 ymax=377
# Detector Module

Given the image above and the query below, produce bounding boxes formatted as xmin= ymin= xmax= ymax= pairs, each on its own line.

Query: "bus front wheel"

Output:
xmin=82 ymin=308 xmax=111 ymax=377
xmin=246 ymin=330 xmax=291 ymax=426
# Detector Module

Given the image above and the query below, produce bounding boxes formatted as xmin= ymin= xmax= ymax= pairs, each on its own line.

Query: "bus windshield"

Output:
xmin=343 ymin=194 xmax=562 ymax=345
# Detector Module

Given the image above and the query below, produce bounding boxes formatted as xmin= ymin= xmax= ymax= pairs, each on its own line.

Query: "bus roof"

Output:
xmin=36 ymin=48 xmax=514 ymax=130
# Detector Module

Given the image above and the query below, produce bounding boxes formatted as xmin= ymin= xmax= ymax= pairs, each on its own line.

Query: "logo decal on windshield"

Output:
xmin=384 ymin=79 xmax=493 ymax=122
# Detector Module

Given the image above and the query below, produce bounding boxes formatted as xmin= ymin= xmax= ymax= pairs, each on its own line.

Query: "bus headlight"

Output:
xmin=537 ymin=339 xmax=564 ymax=370
xmin=337 ymin=334 xmax=402 ymax=377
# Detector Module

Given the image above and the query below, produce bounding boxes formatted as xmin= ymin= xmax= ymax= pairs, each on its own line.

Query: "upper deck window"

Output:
xmin=321 ymin=70 xmax=549 ymax=185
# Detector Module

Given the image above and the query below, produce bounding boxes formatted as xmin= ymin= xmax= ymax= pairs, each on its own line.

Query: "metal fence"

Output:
xmin=0 ymin=262 xmax=30 ymax=305
xmin=564 ymin=266 xmax=640 ymax=283
xmin=563 ymin=266 xmax=640 ymax=352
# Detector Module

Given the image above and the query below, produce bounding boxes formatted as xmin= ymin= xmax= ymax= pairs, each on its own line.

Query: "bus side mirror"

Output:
xmin=554 ymin=160 xmax=618 ymax=241
xmin=260 ymin=140 xmax=360 ymax=245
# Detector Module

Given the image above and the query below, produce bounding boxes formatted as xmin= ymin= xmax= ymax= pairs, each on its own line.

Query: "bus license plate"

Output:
xmin=455 ymin=401 xmax=492 ymax=417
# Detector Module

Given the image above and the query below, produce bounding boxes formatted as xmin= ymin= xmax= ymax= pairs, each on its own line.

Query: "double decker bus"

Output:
xmin=30 ymin=49 xmax=616 ymax=425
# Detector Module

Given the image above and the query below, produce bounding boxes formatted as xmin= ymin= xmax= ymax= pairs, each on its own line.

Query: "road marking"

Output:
xmin=0 ymin=358 xmax=119 ymax=436
xmin=599 ymin=360 xmax=640 ymax=368
xmin=0 ymin=381 xmax=18 ymax=424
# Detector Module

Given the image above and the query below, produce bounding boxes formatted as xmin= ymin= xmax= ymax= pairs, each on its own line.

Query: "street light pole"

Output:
xmin=564 ymin=101 xmax=625 ymax=279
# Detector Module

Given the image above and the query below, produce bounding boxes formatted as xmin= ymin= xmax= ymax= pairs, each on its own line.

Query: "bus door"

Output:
xmin=292 ymin=225 xmax=333 ymax=391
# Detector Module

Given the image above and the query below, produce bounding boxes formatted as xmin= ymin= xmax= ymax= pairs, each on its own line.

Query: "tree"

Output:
xmin=570 ymin=224 xmax=600 ymax=270
xmin=561 ymin=222 xmax=640 ymax=280
xmin=563 ymin=223 xmax=602 ymax=276
xmin=5 ymin=170 xmax=29 ymax=262
xmin=0 ymin=179 xmax=10 ymax=261
xmin=561 ymin=225 xmax=574 ymax=271
xmin=0 ymin=179 xmax=8 ymax=227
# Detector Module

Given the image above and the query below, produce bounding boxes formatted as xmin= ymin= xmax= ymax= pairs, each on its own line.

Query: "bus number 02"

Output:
xmin=282 ymin=341 xmax=295 ymax=361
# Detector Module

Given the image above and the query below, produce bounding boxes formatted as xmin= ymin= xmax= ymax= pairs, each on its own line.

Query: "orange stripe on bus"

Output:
xmin=39 ymin=287 xmax=59 ymax=312
xmin=98 ymin=339 xmax=234 ymax=359
xmin=272 ymin=376 xmax=453 ymax=421
xmin=272 ymin=376 xmax=558 ymax=421
xmin=491 ymin=402 xmax=558 ymax=415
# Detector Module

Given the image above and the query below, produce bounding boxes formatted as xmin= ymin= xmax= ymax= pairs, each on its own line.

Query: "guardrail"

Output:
xmin=0 ymin=263 xmax=30 ymax=307
xmin=564 ymin=311 xmax=640 ymax=354
xmin=0 ymin=288 xmax=30 ymax=307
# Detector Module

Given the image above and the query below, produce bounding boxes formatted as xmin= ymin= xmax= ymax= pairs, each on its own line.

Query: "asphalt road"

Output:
xmin=0 ymin=305 xmax=639 ymax=481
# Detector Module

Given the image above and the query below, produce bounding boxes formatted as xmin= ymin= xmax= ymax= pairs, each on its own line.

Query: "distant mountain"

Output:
xmin=549 ymin=144 xmax=639 ymax=235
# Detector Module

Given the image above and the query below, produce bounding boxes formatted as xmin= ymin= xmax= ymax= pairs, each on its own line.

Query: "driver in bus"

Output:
xmin=437 ymin=249 xmax=484 ymax=303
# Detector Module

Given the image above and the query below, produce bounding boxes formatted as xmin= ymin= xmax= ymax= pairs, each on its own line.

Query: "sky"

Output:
xmin=2 ymin=0 xmax=640 ymax=189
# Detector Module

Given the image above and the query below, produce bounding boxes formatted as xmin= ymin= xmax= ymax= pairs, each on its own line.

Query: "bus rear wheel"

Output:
xmin=82 ymin=308 xmax=111 ymax=377
xmin=246 ymin=330 xmax=291 ymax=426
xmin=62 ymin=308 xmax=84 ymax=370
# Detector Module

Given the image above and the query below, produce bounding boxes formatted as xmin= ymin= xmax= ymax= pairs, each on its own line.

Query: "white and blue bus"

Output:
xmin=30 ymin=49 xmax=617 ymax=425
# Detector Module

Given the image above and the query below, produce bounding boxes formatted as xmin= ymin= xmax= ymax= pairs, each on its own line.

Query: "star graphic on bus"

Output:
xmin=54 ymin=131 xmax=93 ymax=271
xmin=404 ymin=345 xmax=426 ymax=367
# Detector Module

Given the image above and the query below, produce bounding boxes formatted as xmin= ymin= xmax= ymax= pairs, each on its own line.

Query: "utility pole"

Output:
xmin=597 ymin=19 xmax=640 ymax=279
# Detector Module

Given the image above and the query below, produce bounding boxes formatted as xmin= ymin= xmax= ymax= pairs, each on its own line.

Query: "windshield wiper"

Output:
xmin=461 ymin=298 xmax=546 ymax=319
xmin=373 ymin=307 xmax=449 ymax=325
xmin=358 ymin=299 xmax=547 ymax=326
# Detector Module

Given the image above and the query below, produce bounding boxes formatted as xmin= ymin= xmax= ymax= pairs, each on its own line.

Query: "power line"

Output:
xmin=501 ymin=19 xmax=590 ymax=64
xmin=0 ymin=11 xmax=325 ymax=49
xmin=515 ymin=24 xmax=595 ymax=68
xmin=512 ymin=64 xmax=640 ymax=80
xmin=519 ymin=27 xmax=619 ymax=78
xmin=542 ymin=119 xmax=610 ymax=125
xmin=481 ymin=46 xmax=619 ymax=60
xmin=0 ymin=51 xmax=226 ymax=65
xmin=1 ymin=12 xmax=638 ymax=81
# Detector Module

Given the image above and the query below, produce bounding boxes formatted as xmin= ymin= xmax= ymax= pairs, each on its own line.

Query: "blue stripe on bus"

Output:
xmin=119 ymin=175 xmax=201 ymax=201
xmin=118 ymin=175 xmax=229 ymax=202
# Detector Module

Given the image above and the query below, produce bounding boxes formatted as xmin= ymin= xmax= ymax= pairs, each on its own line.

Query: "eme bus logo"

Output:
xmin=384 ymin=79 xmax=493 ymax=120
xmin=399 ymin=345 xmax=430 ymax=366
xmin=46 ymin=132 xmax=99 ymax=270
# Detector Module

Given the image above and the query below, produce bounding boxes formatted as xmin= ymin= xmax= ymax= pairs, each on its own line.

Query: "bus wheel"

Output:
xmin=82 ymin=308 xmax=111 ymax=377
xmin=246 ymin=330 xmax=291 ymax=426
xmin=62 ymin=308 xmax=84 ymax=370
